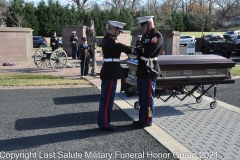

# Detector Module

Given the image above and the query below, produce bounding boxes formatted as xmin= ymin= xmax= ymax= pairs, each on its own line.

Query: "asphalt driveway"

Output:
xmin=0 ymin=87 xmax=178 ymax=160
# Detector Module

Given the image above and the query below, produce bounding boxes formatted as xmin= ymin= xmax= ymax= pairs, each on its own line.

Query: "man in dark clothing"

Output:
xmin=78 ymin=37 xmax=93 ymax=76
xmin=70 ymin=31 xmax=78 ymax=59
xmin=50 ymin=31 xmax=59 ymax=51
xmin=135 ymin=35 xmax=142 ymax=47
xmin=132 ymin=16 xmax=163 ymax=128
xmin=98 ymin=20 xmax=133 ymax=131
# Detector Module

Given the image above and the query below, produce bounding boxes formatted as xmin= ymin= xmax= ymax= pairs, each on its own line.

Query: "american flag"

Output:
xmin=90 ymin=24 xmax=94 ymax=30
xmin=90 ymin=20 xmax=94 ymax=30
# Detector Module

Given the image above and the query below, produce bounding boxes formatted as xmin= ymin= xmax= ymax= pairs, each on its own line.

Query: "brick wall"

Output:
xmin=0 ymin=27 xmax=33 ymax=64
xmin=132 ymin=30 xmax=180 ymax=55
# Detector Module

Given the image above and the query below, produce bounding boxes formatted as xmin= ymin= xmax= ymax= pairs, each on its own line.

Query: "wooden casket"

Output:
xmin=123 ymin=55 xmax=236 ymax=108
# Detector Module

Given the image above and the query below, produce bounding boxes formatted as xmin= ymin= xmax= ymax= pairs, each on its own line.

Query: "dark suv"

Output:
xmin=33 ymin=36 xmax=48 ymax=48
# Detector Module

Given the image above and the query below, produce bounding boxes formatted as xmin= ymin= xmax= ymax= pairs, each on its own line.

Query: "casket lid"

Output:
xmin=125 ymin=55 xmax=236 ymax=70
xmin=157 ymin=55 xmax=236 ymax=69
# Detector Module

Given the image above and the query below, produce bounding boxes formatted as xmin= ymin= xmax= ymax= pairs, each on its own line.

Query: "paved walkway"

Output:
xmin=1 ymin=50 xmax=240 ymax=160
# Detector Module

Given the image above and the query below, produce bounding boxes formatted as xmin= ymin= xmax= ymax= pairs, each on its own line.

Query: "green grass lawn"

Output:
xmin=0 ymin=73 xmax=91 ymax=86
xmin=231 ymin=66 xmax=240 ymax=76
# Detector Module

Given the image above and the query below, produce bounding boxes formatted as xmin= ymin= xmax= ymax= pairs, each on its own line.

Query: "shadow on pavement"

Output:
xmin=1 ymin=124 xmax=135 ymax=152
xmin=53 ymin=94 xmax=101 ymax=105
xmin=15 ymin=110 xmax=130 ymax=131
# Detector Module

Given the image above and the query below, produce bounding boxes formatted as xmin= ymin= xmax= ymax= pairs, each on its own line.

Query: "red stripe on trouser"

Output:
xmin=104 ymin=80 xmax=113 ymax=128
xmin=146 ymin=78 xmax=152 ymax=125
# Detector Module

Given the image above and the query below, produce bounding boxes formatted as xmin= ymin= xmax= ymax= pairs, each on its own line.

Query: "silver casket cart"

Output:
xmin=123 ymin=55 xmax=236 ymax=109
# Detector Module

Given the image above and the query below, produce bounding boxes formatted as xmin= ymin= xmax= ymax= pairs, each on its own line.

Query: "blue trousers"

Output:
xmin=137 ymin=78 xmax=156 ymax=125
xmin=98 ymin=79 xmax=117 ymax=129
xmin=72 ymin=46 xmax=77 ymax=59
xmin=81 ymin=61 xmax=89 ymax=76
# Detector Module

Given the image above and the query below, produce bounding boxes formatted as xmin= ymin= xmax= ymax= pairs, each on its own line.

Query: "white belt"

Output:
xmin=104 ymin=58 xmax=120 ymax=62
xmin=140 ymin=56 xmax=158 ymax=61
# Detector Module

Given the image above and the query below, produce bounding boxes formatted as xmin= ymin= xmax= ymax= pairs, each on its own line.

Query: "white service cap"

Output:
xmin=72 ymin=31 xmax=76 ymax=34
xmin=138 ymin=35 xmax=142 ymax=38
xmin=108 ymin=21 xmax=126 ymax=32
xmin=137 ymin=16 xmax=154 ymax=26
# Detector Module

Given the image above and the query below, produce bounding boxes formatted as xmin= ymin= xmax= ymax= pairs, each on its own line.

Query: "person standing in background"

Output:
xmin=78 ymin=37 xmax=93 ymax=76
xmin=70 ymin=31 xmax=78 ymax=59
xmin=135 ymin=35 xmax=142 ymax=47
xmin=50 ymin=31 xmax=59 ymax=51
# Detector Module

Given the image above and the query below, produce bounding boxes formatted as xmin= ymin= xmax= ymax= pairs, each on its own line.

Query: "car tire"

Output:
xmin=202 ymin=48 xmax=208 ymax=54
xmin=39 ymin=44 xmax=46 ymax=48
xmin=221 ymin=49 xmax=227 ymax=58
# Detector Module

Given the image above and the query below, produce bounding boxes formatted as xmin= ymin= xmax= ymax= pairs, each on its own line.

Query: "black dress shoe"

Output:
xmin=132 ymin=120 xmax=140 ymax=125
xmin=99 ymin=125 xmax=117 ymax=131
xmin=135 ymin=123 xmax=152 ymax=129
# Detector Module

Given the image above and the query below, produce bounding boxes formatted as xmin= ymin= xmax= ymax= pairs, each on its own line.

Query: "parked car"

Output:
xmin=223 ymin=30 xmax=240 ymax=40
xmin=233 ymin=34 xmax=240 ymax=44
xmin=205 ymin=34 xmax=224 ymax=41
xmin=179 ymin=35 xmax=195 ymax=46
xmin=204 ymin=34 xmax=223 ymax=40
xmin=58 ymin=37 xmax=62 ymax=47
xmin=33 ymin=36 xmax=48 ymax=48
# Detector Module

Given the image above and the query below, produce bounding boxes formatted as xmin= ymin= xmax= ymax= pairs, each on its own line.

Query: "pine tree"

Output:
xmin=36 ymin=0 xmax=49 ymax=36
xmin=23 ymin=2 xmax=39 ymax=35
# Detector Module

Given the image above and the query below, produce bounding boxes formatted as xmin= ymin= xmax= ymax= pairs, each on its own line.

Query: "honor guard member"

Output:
xmin=70 ymin=31 xmax=78 ymax=59
xmin=98 ymin=20 xmax=133 ymax=131
xmin=135 ymin=35 xmax=142 ymax=47
xmin=78 ymin=37 xmax=93 ymax=76
xmin=132 ymin=16 xmax=163 ymax=128
xmin=50 ymin=31 xmax=59 ymax=51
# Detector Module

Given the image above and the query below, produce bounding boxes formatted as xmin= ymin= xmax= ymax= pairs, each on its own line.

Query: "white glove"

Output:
xmin=90 ymin=59 xmax=92 ymax=61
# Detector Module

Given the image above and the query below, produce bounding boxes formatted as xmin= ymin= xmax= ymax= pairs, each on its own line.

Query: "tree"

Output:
xmin=6 ymin=0 xmax=25 ymax=27
xmin=36 ymin=0 xmax=49 ymax=36
xmin=215 ymin=0 xmax=239 ymax=26
xmin=0 ymin=0 xmax=8 ymax=26
xmin=23 ymin=2 xmax=39 ymax=35
xmin=69 ymin=0 xmax=96 ymax=10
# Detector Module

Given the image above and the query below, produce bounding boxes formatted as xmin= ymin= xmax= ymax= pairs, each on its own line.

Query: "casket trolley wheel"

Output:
xmin=50 ymin=49 xmax=68 ymax=71
xmin=196 ymin=96 xmax=203 ymax=103
xmin=34 ymin=48 xmax=51 ymax=69
xmin=134 ymin=101 xmax=140 ymax=110
xmin=210 ymin=101 xmax=217 ymax=109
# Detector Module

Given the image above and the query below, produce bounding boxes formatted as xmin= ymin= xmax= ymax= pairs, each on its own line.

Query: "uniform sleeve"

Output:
xmin=141 ymin=33 xmax=163 ymax=57
xmin=108 ymin=38 xmax=132 ymax=54
xmin=50 ymin=36 xmax=53 ymax=43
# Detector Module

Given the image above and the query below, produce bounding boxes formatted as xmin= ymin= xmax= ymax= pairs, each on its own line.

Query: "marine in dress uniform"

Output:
xmin=135 ymin=35 xmax=142 ymax=47
xmin=78 ymin=37 xmax=93 ymax=76
xmin=98 ymin=21 xmax=133 ymax=131
xmin=133 ymin=16 xmax=163 ymax=128
xmin=50 ymin=31 xmax=59 ymax=51
xmin=70 ymin=31 xmax=78 ymax=59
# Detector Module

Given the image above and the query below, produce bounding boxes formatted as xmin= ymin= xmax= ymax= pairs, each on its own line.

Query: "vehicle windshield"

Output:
xmin=226 ymin=31 xmax=234 ymax=34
